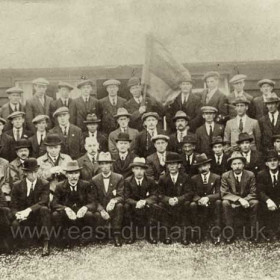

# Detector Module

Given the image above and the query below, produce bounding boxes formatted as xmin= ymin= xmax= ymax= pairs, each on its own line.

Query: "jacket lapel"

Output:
xmin=229 ymin=171 xmax=237 ymax=193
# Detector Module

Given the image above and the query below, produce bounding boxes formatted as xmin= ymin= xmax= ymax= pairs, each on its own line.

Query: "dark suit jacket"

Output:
xmin=195 ymin=123 xmax=224 ymax=155
xmin=69 ymin=96 xmax=99 ymax=132
xmin=257 ymin=168 xmax=280 ymax=205
xmin=242 ymin=150 xmax=264 ymax=175
xmin=181 ymin=152 xmax=199 ymax=177
xmin=10 ymin=178 xmax=50 ymax=213
xmin=28 ymin=134 xmax=47 ymax=158
xmin=91 ymin=172 xmax=124 ymax=211
xmin=82 ymin=131 xmax=108 ymax=152
xmin=221 ymin=170 xmax=257 ymax=202
xmin=259 ymin=113 xmax=280 ymax=151
xmin=0 ymin=102 xmax=25 ymax=131
xmin=112 ymin=152 xmax=136 ymax=179
xmin=158 ymin=172 xmax=193 ymax=205
xmin=201 ymin=89 xmax=228 ymax=117
xmin=52 ymin=179 xmax=96 ymax=212
xmin=191 ymin=172 xmax=221 ymax=202
xmin=124 ymin=95 xmax=164 ymax=131
xmin=134 ymin=128 xmax=165 ymax=158
xmin=0 ymin=133 xmax=15 ymax=162
xmin=9 ymin=157 xmax=25 ymax=186
xmin=25 ymin=95 xmax=53 ymax=132
xmin=49 ymin=124 xmax=84 ymax=159
xmin=49 ymin=98 xmax=73 ymax=125
xmin=5 ymin=128 xmax=33 ymax=142
xmin=99 ymin=96 xmax=126 ymax=135
xmin=165 ymin=92 xmax=202 ymax=132
xmin=168 ymin=132 xmax=195 ymax=154
xmin=209 ymin=153 xmax=229 ymax=176
xmin=124 ymin=175 xmax=158 ymax=206
xmin=77 ymin=153 xmax=100 ymax=181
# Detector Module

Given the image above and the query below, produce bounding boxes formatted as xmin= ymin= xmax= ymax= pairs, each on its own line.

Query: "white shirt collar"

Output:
xmin=60 ymin=123 xmax=70 ymax=132
xmin=135 ymin=177 xmax=144 ymax=185
xmin=102 ymin=172 xmax=111 ymax=179
xmin=234 ymin=90 xmax=244 ymax=97
xmin=119 ymin=151 xmax=128 ymax=159
xmin=109 ymin=96 xmax=117 ymax=104
xmin=181 ymin=92 xmax=189 ymax=103
xmin=134 ymin=96 xmax=142 ymax=104
xmin=170 ymin=172 xmax=179 ymax=182
xmin=269 ymin=170 xmax=279 ymax=181
xmin=26 ymin=178 xmax=37 ymax=196
xmin=13 ymin=127 xmax=23 ymax=132
xmin=215 ymin=153 xmax=223 ymax=161
xmin=87 ymin=153 xmax=97 ymax=161
xmin=234 ymin=172 xmax=243 ymax=180
xmin=83 ymin=96 xmax=90 ymax=102
xmin=201 ymin=172 xmax=211 ymax=183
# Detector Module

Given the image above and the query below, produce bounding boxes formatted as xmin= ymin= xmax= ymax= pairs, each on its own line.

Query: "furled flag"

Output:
xmin=141 ymin=34 xmax=191 ymax=106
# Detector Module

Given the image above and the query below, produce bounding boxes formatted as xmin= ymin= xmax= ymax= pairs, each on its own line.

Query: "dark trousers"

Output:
xmin=0 ymin=207 xmax=11 ymax=237
xmin=190 ymin=200 xmax=222 ymax=237
xmin=260 ymin=202 xmax=280 ymax=235
xmin=222 ymin=199 xmax=259 ymax=230
xmin=11 ymin=206 xmax=51 ymax=240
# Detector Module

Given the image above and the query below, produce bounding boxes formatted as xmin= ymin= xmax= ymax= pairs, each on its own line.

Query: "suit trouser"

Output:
xmin=190 ymin=200 xmax=222 ymax=237
xmin=222 ymin=199 xmax=259 ymax=230
xmin=260 ymin=203 xmax=280 ymax=234
xmin=0 ymin=207 xmax=11 ymax=238
xmin=11 ymin=206 xmax=51 ymax=241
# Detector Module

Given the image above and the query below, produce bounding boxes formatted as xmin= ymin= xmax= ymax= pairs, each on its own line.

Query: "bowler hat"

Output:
xmin=227 ymin=151 xmax=246 ymax=164
xmin=165 ymin=152 xmax=182 ymax=163
xmin=229 ymin=74 xmax=247 ymax=84
xmin=236 ymin=132 xmax=254 ymax=144
xmin=77 ymin=79 xmax=94 ymax=89
xmin=22 ymin=158 xmax=40 ymax=171
xmin=83 ymin=114 xmax=101 ymax=124
xmin=265 ymin=150 xmax=279 ymax=162
xmin=116 ymin=133 xmax=132 ymax=142
xmin=114 ymin=108 xmax=131 ymax=119
xmin=64 ymin=160 xmax=83 ymax=172
xmin=141 ymin=112 xmax=159 ymax=122
xmin=97 ymin=152 xmax=114 ymax=163
xmin=129 ymin=157 xmax=148 ymax=169
xmin=257 ymin=79 xmax=275 ymax=87
xmin=211 ymin=136 xmax=226 ymax=147
xmin=58 ymin=81 xmax=74 ymax=90
xmin=7 ymin=111 xmax=25 ymax=120
xmin=15 ymin=139 xmax=31 ymax=150
xmin=203 ymin=71 xmax=220 ymax=81
xmin=44 ymin=134 xmax=62 ymax=146
xmin=173 ymin=111 xmax=190 ymax=122
xmin=193 ymin=153 xmax=212 ymax=166
xmin=53 ymin=106 xmax=69 ymax=118
xmin=6 ymin=87 xmax=24 ymax=94
xmin=127 ymin=77 xmax=141 ymax=88
xmin=103 ymin=79 xmax=121 ymax=87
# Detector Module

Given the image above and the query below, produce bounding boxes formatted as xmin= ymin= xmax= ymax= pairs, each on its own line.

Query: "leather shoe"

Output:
xmin=212 ymin=236 xmax=221 ymax=245
xmin=163 ymin=237 xmax=172 ymax=245
xmin=181 ymin=238 xmax=190 ymax=246
xmin=42 ymin=241 xmax=50 ymax=257
xmin=114 ymin=236 xmax=122 ymax=247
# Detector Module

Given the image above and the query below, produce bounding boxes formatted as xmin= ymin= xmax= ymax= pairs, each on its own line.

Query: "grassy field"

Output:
xmin=0 ymin=240 xmax=280 ymax=280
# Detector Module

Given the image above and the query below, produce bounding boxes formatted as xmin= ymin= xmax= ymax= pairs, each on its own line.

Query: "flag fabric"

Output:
xmin=141 ymin=34 xmax=191 ymax=105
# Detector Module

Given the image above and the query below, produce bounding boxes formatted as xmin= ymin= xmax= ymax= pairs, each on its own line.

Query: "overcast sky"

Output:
xmin=0 ymin=0 xmax=280 ymax=69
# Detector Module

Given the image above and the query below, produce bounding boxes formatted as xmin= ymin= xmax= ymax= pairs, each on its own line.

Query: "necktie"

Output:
xmin=64 ymin=100 xmax=68 ymax=107
xmin=203 ymin=174 xmax=207 ymax=184
xmin=112 ymin=98 xmax=116 ymax=106
xmin=273 ymin=174 xmax=278 ymax=187
xmin=137 ymin=98 xmax=141 ymax=104
xmin=40 ymin=97 xmax=44 ymax=106
xmin=137 ymin=180 xmax=141 ymax=187
xmin=150 ymin=130 xmax=154 ymax=137
xmin=15 ymin=104 xmax=19 ymax=111
xmin=217 ymin=155 xmax=220 ymax=165
xmin=28 ymin=183 xmax=34 ymax=197
xmin=187 ymin=155 xmax=191 ymax=165
xmin=243 ymin=153 xmax=249 ymax=163
xmin=179 ymin=132 xmax=184 ymax=142
xmin=236 ymin=176 xmax=241 ymax=194
xmin=160 ymin=154 xmax=165 ymax=166
xmin=209 ymin=124 xmax=213 ymax=140
xmin=63 ymin=126 xmax=67 ymax=136
xmin=239 ymin=118 xmax=243 ymax=132
xmin=206 ymin=91 xmax=211 ymax=104
xmin=71 ymin=186 xmax=76 ymax=192
xmin=172 ymin=176 xmax=176 ymax=184
xmin=271 ymin=112 xmax=275 ymax=126
xmin=16 ymin=129 xmax=20 ymax=141
xmin=39 ymin=134 xmax=44 ymax=145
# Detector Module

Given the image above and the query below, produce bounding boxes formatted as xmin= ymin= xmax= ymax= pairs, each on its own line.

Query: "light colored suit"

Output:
xmin=224 ymin=115 xmax=261 ymax=150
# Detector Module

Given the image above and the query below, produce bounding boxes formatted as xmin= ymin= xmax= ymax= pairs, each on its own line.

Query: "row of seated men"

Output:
xmin=0 ymin=132 xmax=280 ymax=257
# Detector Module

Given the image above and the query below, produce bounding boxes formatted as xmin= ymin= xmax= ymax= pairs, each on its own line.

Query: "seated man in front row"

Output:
xmin=124 ymin=157 xmax=158 ymax=244
xmin=158 ymin=152 xmax=193 ymax=245
xmin=221 ymin=151 xmax=259 ymax=244
xmin=52 ymin=160 xmax=99 ymax=245
xmin=10 ymin=158 xmax=51 ymax=256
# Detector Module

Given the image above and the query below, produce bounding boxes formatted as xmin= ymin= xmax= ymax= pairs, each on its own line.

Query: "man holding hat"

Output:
xmin=25 ymin=78 xmax=53 ymax=133
xmin=228 ymin=74 xmax=255 ymax=119
xmin=124 ymin=157 xmax=158 ymax=244
xmin=209 ymin=136 xmax=229 ymax=176
xmin=165 ymin=77 xmax=202 ymax=133
xmin=134 ymin=112 xmax=164 ymax=158
xmin=181 ymin=135 xmax=199 ymax=176
xmin=259 ymin=96 xmax=280 ymax=151
xmin=224 ymin=96 xmax=261 ymax=150
xmin=99 ymin=79 xmax=126 ymax=135
xmin=253 ymin=79 xmax=279 ymax=120
xmin=0 ymin=117 xmax=14 ymax=162
xmin=112 ymin=133 xmax=136 ymax=179
xmin=190 ymin=153 xmax=222 ymax=244
xmin=196 ymin=106 xmax=224 ymax=155
xmin=108 ymin=108 xmax=139 ymax=157
xmin=0 ymin=86 xmax=25 ymax=132
xmin=168 ymin=111 xmax=193 ymax=154
xmin=124 ymin=77 xmax=164 ymax=131
xmin=10 ymin=158 xmax=51 ymax=256
xmin=49 ymin=106 xmax=84 ymax=159
xmin=9 ymin=139 xmax=31 ymax=186
xmin=91 ymin=152 xmax=124 ymax=247
xmin=146 ymin=134 xmax=170 ymax=183
xmin=221 ymin=151 xmax=259 ymax=243
xmin=49 ymin=81 xmax=74 ymax=125
xmin=52 ymin=160 xmax=99 ymax=244
xmin=257 ymin=150 xmax=280 ymax=241
xmin=157 ymin=152 xmax=193 ymax=245
xmin=37 ymin=134 xmax=72 ymax=196
xmin=28 ymin=115 xmax=49 ymax=158
xmin=201 ymin=71 xmax=228 ymax=120
xmin=82 ymin=114 xmax=108 ymax=152
xmin=69 ymin=79 xmax=99 ymax=132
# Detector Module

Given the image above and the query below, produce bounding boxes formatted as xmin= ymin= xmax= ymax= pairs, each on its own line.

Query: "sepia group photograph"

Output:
xmin=0 ymin=0 xmax=280 ymax=279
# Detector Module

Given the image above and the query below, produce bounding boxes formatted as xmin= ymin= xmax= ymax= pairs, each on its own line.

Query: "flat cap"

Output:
xmin=0 ymin=118 xmax=6 ymax=125
xmin=53 ymin=106 xmax=69 ymax=118
xmin=257 ymin=79 xmax=276 ymax=87
xmin=141 ymin=112 xmax=160 ymax=122
xmin=32 ymin=114 xmax=50 ymax=124
xmin=77 ymin=79 xmax=94 ymax=89
xmin=7 ymin=111 xmax=25 ymax=120
xmin=151 ymin=134 xmax=170 ymax=142
xmin=173 ymin=111 xmax=190 ymax=122
xmin=6 ymin=87 xmax=24 ymax=94
xmin=182 ymin=134 xmax=197 ymax=144
xmin=229 ymin=74 xmax=247 ymax=84
xmin=58 ymin=81 xmax=74 ymax=90
xmin=32 ymin=77 xmax=49 ymax=85
xmin=103 ymin=79 xmax=121 ymax=87
xmin=127 ymin=77 xmax=141 ymax=88
xmin=201 ymin=106 xmax=218 ymax=113
xmin=232 ymin=96 xmax=250 ymax=105
xmin=203 ymin=71 xmax=220 ymax=81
